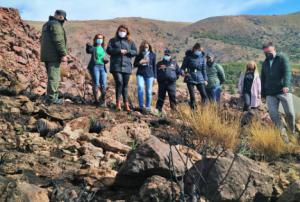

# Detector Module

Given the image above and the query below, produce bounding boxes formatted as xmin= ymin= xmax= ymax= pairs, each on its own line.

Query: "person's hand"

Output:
xmin=153 ymin=79 xmax=157 ymax=85
xmin=61 ymin=56 xmax=68 ymax=62
xmin=140 ymin=59 xmax=147 ymax=65
xmin=204 ymin=81 xmax=208 ymax=86
xmin=283 ymin=87 xmax=289 ymax=94
xmin=120 ymin=49 xmax=128 ymax=55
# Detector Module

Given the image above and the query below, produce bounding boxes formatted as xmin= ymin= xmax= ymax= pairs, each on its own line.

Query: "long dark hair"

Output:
xmin=192 ymin=43 xmax=202 ymax=52
xmin=115 ymin=24 xmax=132 ymax=41
xmin=138 ymin=40 xmax=152 ymax=54
xmin=93 ymin=33 xmax=106 ymax=47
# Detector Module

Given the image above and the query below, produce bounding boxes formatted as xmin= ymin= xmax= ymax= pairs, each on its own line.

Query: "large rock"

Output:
xmin=91 ymin=136 xmax=131 ymax=154
xmin=0 ymin=176 xmax=49 ymax=202
xmin=115 ymin=135 xmax=193 ymax=187
xmin=138 ymin=175 xmax=180 ymax=202
xmin=277 ymin=180 xmax=300 ymax=202
xmin=184 ymin=152 xmax=274 ymax=202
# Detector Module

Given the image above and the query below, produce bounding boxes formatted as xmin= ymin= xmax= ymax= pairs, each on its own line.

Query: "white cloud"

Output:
xmin=0 ymin=0 xmax=283 ymax=22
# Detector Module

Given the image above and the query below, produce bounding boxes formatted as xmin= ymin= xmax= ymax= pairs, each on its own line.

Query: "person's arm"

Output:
xmin=216 ymin=64 xmax=226 ymax=84
xmin=106 ymin=39 xmax=121 ymax=56
xmin=153 ymin=54 xmax=157 ymax=79
xmin=261 ymin=65 xmax=266 ymax=98
xmin=180 ymin=56 xmax=188 ymax=75
xmin=202 ymin=62 xmax=208 ymax=82
xmin=237 ymin=72 xmax=244 ymax=94
xmin=86 ymin=43 xmax=94 ymax=54
xmin=175 ymin=62 xmax=181 ymax=79
xmin=50 ymin=23 xmax=67 ymax=58
xmin=282 ymin=54 xmax=292 ymax=90
xmin=126 ymin=41 xmax=137 ymax=57
xmin=133 ymin=54 xmax=141 ymax=67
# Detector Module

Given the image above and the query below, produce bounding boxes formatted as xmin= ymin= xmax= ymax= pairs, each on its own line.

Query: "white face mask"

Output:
xmin=118 ymin=31 xmax=127 ymax=38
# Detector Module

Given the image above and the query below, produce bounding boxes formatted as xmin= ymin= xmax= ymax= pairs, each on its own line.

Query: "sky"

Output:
xmin=1 ymin=0 xmax=300 ymax=22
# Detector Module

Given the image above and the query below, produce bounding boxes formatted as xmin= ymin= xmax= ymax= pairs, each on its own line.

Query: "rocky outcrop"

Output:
xmin=115 ymin=135 xmax=192 ymax=188
xmin=185 ymin=152 xmax=274 ymax=202
xmin=277 ymin=180 xmax=300 ymax=202
xmin=0 ymin=176 xmax=49 ymax=202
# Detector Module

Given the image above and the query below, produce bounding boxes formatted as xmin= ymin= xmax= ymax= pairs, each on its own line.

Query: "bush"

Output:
xmin=178 ymin=104 xmax=240 ymax=151
xmin=247 ymin=121 xmax=287 ymax=158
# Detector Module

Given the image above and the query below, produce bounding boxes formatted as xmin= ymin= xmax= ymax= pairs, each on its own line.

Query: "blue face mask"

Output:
xmin=143 ymin=48 xmax=150 ymax=55
xmin=163 ymin=55 xmax=171 ymax=61
xmin=194 ymin=50 xmax=202 ymax=56
xmin=96 ymin=39 xmax=103 ymax=45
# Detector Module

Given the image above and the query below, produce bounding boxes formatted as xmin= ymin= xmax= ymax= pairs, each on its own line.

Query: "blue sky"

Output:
xmin=1 ymin=0 xmax=300 ymax=22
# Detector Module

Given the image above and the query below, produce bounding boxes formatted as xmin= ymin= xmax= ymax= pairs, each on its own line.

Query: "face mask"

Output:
xmin=143 ymin=48 xmax=150 ymax=55
xmin=265 ymin=53 xmax=274 ymax=60
xmin=118 ymin=31 xmax=127 ymax=38
xmin=163 ymin=55 xmax=171 ymax=61
xmin=207 ymin=61 xmax=213 ymax=66
xmin=194 ymin=50 xmax=202 ymax=56
xmin=96 ymin=39 xmax=103 ymax=45
xmin=58 ymin=19 xmax=65 ymax=25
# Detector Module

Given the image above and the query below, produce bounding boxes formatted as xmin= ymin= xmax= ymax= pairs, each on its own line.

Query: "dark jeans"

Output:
xmin=112 ymin=72 xmax=131 ymax=103
xmin=206 ymin=85 xmax=222 ymax=103
xmin=243 ymin=93 xmax=251 ymax=111
xmin=156 ymin=81 xmax=176 ymax=111
xmin=187 ymin=83 xmax=208 ymax=108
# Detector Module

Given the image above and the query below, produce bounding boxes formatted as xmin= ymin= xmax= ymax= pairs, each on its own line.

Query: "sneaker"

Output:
xmin=52 ymin=98 xmax=64 ymax=105
xmin=99 ymin=101 xmax=107 ymax=108
xmin=154 ymin=109 xmax=163 ymax=117
xmin=280 ymin=128 xmax=289 ymax=144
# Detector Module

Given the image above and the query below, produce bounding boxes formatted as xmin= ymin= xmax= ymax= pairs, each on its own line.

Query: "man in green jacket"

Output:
xmin=40 ymin=10 xmax=68 ymax=105
xmin=206 ymin=53 xmax=225 ymax=103
xmin=261 ymin=42 xmax=295 ymax=141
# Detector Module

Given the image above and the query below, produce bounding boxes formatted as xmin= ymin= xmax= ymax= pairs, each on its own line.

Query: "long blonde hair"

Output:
xmin=245 ymin=61 xmax=259 ymax=75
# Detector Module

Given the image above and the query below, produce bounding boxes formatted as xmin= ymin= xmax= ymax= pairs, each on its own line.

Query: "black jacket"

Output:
xmin=134 ymin=52 xmax=157 ymax=78
xmin=86 ymin=43 xmax=107 ymax=72
xmin=156 ymin=59 xmax=180 ymax=83
xmin=181 ymin=50 xmax=207 ymax=84
xmin=106 ymin=36 xmax=137 ymax=74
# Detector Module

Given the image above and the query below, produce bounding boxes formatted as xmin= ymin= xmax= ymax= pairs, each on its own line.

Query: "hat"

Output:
xmin=164 ymin=49 xmax=171 ymax=55
xmin=55 ymin=10 xmax=67 ymax=20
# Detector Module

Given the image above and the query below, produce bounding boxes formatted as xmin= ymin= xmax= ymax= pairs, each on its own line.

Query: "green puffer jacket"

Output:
xmin=206 ymin=62 xmax=225 ymax=89
xmin=40 ymin=16 xmax=67 ymax=62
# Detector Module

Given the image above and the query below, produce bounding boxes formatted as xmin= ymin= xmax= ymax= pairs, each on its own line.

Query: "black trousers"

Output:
xmin=187 ymin=83 xmax=208 ymax=108
xmin=156 ymin=81 xmax=176 ymax=111
xmin=112 ymin=72 xmax=131 ymax=102
xmin=243 ymin=92 xmax=251 ymax=111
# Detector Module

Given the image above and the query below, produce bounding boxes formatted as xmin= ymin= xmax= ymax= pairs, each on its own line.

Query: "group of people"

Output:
xmin=40 ymin=10 xmax=296 ymax=142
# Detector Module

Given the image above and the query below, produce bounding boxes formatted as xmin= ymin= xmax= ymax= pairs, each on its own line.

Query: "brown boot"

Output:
xmin=116 ymin=100 xmax=122 ymax=111
xmin=124 ymin=102 xmax=131 ymax=112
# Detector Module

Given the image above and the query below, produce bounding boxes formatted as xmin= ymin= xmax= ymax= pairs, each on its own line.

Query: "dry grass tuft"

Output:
xmin=178 ymin=104 xmax=240 ymax=151
xmin=247 ymin=121 xmax=287 ymax=158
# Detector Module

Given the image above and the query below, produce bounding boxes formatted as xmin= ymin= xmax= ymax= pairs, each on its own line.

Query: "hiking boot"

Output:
xmin=281 ymin=128 xmax=289 ymax=144
xmin=124 ymin=102 xmax=131 ymax=112
xmin=116 ymin=100 xmax=122 ymax=111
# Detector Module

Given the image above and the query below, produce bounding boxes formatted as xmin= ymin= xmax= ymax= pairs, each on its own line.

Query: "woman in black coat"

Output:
xmin=181 ymin=43 xmax=208 ymax=108
xmin=106 ymin=24 xmax=137 ymax=111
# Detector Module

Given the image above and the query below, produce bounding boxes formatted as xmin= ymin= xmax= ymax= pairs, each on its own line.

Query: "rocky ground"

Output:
xmin=1 ymin=6 xmax=300 ymax=202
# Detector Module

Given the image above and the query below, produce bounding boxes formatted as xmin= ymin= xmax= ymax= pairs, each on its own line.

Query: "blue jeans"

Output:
xmin=137 ymin=75 xmax=154 ymax=110
xmin=207 ymin=85 xmax=222 ymax=103
xmin=92 ymin=65 xmax=107 ymax=90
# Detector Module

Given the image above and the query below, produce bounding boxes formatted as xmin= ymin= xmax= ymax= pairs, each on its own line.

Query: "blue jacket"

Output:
xmin=156 ymin=59 xmax=180 ymax=83
xmin=86 ymin=43 xmax=107 ymax=72
xmin=134 ymin=52 xmax=157 ymax=78
xmin=106 ymin=36 xmax=137 ymax=74
xmin=181 ymin=50 xmax=208 ymax=84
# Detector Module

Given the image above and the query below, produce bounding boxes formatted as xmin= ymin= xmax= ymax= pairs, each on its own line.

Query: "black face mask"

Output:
xmin=58 ymin=19 xmax=65 ymax=25
xmin=207 ymin=60 xmax=213 ymax=67
xmin=265 ymin=53 xmax=274 ymax=60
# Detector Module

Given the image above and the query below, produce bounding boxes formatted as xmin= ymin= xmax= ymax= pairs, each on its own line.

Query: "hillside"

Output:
xmin=27 ymin=12 xmax=300 ymax=65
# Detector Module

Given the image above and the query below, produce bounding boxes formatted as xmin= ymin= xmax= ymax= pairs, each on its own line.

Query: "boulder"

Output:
xmin=91 ymin=136 xmax=131 ymax=154
xmin=138 ymin=175 xmax=180 ymax=202
xmin=37 ymin=118 xmax=62 ymax=136
xmin=0 ymin=176 xmax=49 ymax=202
xmin=184 ymin=152 xmax=274 ymax=202
xmin=114 ymin=135 xmax=193 ymax=188
xmin=277 ymin=180 xmax=300 ymax=202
